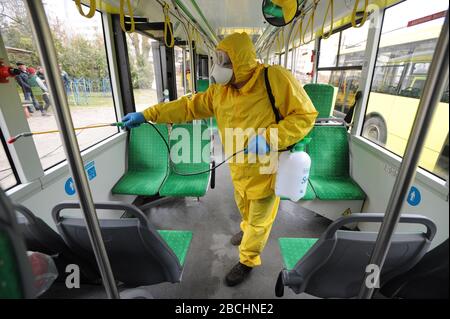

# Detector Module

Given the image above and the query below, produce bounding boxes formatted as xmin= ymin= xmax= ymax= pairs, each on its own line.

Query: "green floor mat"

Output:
xmin=310 ymin=176 xmax=366 ymax=200
xmin=0 ymin=232 xmax=22 ymax=299
xmin=157 ymin=230 xmax=193 ymax=266
xmin=159 ymin=123 xmax=210 ymax=197
xmin=304 ymin=84 xmax=335 ymax=118
xmin=112 ymin=124 xmax=169 ymax=196
xmin=278 ymin=237 xmax=319 ymax=270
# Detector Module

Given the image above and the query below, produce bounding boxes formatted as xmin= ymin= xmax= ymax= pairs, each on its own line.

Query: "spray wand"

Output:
xmin=7 ymin=122 xmax=124 ymax=144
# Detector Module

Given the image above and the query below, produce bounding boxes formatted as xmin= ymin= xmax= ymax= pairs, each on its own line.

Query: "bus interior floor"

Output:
xmin=41 ymin=135 xmax=331 ymax=299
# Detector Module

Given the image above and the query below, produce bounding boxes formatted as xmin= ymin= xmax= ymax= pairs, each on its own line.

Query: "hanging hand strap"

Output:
xmin=352 ymin=0 xmax=369 ymax=28
xmin=321 ymin=0 xmax=334 ymax=39
xmin=295 ymin=12 xmax=305 ymax=46
xmin=75 ymin=0 xmax=96 ymax=18
xmin=302 ymin=0 xmax=319 ymax=44
xmin=120 ymin=0 xmax=135 ymax=33
xmin=163 ymin=2 xmax=175 ymax=48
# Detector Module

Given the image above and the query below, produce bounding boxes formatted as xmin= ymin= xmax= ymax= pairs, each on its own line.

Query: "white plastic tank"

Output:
xmin=275 ymin=139 xmax=311 ymax=202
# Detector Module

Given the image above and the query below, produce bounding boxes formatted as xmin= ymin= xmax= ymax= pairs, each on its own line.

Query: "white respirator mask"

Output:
xmin=210 ymin=50 xmax=233 ymax=85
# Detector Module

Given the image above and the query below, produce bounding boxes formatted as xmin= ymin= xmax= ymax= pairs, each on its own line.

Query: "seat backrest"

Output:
xmin=380 ymin=238 xmax=449 ymax=299
xmin=303 ymin=84 xmax=335 ymax=118
xmin=15 ymin=205 xmax=69 ymax=255
xmin=0 ymin=189 xmax=35 ymax=299
xmin=281 ymin=213 xmax=436 ymax=298
xmin=15 ymin=204 xmax=100 ymax=283
xmin=169 ymin=123 xmax=210 ymax=174
xmin=52 ymin=202 xmax=183 ymax=287
xmin=308 ymin=125 xmax=349 ymax=177
xmin=128 ymin=124 xmax=169 ymax=172
xmin=196 ymin=79 xmax=209 ymax=92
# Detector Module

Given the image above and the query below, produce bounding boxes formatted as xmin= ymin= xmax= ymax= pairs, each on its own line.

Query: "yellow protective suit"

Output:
xmin=271 ymin=0 xmax=298 ymax=23
xmin=142 ymin=32 xmax=317 ymax=267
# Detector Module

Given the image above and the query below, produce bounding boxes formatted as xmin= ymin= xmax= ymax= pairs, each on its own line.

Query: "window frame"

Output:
xmin=38 ymin=6 xmax=120 ymax=172
xmin=0 ymin=128 xmax=20 ymax=190
xmin=357 ymin=0 xmax=450 ymax=182
xmin=316 ymin=24 xmax=367 ymax=115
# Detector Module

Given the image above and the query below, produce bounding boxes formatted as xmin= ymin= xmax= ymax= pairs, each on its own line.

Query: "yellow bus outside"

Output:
xmin=332 ymin=22 xmax=449 ymax=179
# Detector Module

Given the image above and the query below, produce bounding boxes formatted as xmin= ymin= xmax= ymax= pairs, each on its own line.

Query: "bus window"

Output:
xmin=175 ymin=46 xmax=186 ymax=98
xmin=317 ymin=23 xmax=369 ymax=115
xmin=287 ymin=50 xmax=292 ymax=70
xmin=1 ymin=0 xmax=119 ymax=170
xmin=434 ymin=135 xmax=449 ymax=181
xmin=318 ymin=32 xmax=339 ymax=68
xmin=126 ymin=33 xmax=158 ymax=112
xmin=362 ymin=0 xmax=449 ymax=181
xmin=185 ymin=48 xmax=192 ymax=94
xmin=293 ymin=41 xmax=314 ymax=84
xmin=0 ymin=133 xmax=18 ymax=190
xmin=280 ymin=53 xmax=285 ymax=66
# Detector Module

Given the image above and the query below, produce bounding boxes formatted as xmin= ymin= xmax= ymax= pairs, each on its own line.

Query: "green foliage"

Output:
xmin=0 ymin=0 xmax=108 ymax=80
xmin=127 ymin=33 xmax=155 ymax=90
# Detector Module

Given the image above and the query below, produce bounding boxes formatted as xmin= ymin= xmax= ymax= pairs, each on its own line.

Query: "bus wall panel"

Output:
xmin=350 ymin=137 xmax=449 ymax=249
xmin=13 ymin=135 xmax=135 ymax=230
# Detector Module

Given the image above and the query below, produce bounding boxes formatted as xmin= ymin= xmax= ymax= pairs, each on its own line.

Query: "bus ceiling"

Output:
xmin=47 ymin=1 xmax=421 ymax=55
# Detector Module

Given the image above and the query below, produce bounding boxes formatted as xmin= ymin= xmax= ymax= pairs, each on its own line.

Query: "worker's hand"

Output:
xmin=122 ymin=112 xmax=146 ymax=129
xmin=246 ymin=134 xmax=270 ymax=154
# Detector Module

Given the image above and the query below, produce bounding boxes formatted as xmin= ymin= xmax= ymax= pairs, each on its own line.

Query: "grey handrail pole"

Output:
xmin=24 ymin=0 xmax=120 ymax=299
xmin=358 ymin=12 xmax=449 ymax=299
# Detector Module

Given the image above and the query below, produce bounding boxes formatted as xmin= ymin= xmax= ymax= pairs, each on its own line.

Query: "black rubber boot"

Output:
xmin=230 ymin=231 xmax=243 ymax=246
xmin=225 ymin=262 xmax=253 ymax=287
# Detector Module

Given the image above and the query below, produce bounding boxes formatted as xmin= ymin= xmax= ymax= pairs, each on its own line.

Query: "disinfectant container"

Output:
xmin=275 ymin=138 xmax=311 ymax=202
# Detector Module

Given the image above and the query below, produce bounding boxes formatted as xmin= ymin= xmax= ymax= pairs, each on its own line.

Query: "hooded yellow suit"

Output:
xmin=143 ymin=33 xmax=317 ymax=267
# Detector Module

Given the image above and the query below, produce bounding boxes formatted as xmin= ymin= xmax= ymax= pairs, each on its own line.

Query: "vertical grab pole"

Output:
xmin=284 ymin=22 xmax=295 ymax=68
xmin=358 ymin=12 xmax=449 ymax=299
xmin=24 ymin=0 xmax=120 ymax=299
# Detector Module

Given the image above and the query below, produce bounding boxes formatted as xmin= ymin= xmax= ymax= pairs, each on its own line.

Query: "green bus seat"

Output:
xmin=304 ymin=84 xmax=335 ymax=118
xmin=157 ymin=230 xmax=193 ymax=266
xmin=308 ymin=126 xmax=365 ymax=200
xmin=276 ymin=214 xmax=437 ymax=298
xmin=0 ymin=232 xmax=23 ymax=298
xmin=53 ymin=202 xmax=193 ymax=287
xmin=159 ymin=123 xmax=211 ymax=197
xmin=196 ymin=79 xmax=209 ymax=93
xmin=112 ymin=124 xmax=169 ymax=196
xmin=278 ymin=237 xmax=319 ymax=270
xmin=0 ymin=188 xmax=35 ymax=299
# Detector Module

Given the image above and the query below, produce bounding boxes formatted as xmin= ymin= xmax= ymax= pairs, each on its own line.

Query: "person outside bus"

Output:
xmin=27 ymin=67 xmax=50 ymax=116
xmin=15 ymin=62 xmax=40 ymax=113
